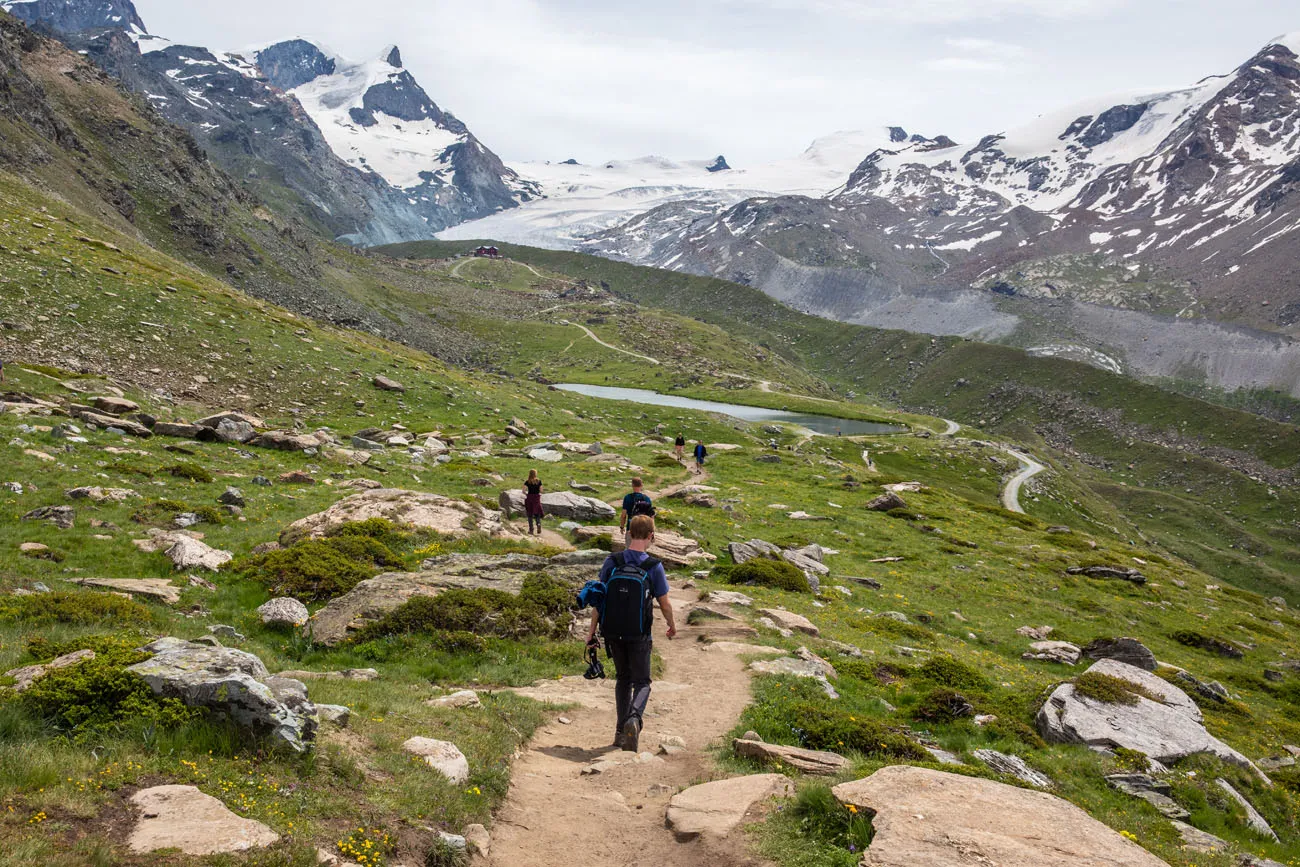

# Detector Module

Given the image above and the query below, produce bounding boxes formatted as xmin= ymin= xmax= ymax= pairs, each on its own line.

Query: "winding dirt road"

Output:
xmin=1001 ymin=448 xmax=1046 ymax=514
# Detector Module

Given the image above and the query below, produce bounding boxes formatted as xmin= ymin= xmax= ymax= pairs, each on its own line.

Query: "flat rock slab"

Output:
xmin=758 ymin=608 xmax=819 ymax=636
xmin=833 ymin=765 xmax=1171 ymax=867
xmin=499 ymin=489 xmax=615 ymax=521
xmin=129 ymin=785 xmax=279 ymax=855
xmin=72 ymin=577 xmax=181 ymax=604
xmin=701 ymin=642 xmax=785 ymax=656
xmin=280 ymin=488 xmax=512 ymax=546
xmin=734 ymin=739 xmax=849 ymax=775
xmin=573 ymin=526 xmax=715 ymax=567
xmin=4 ymin=650 xmax=95 ymax=692
xmin=666 ymin=774 xmax=794 ymax=841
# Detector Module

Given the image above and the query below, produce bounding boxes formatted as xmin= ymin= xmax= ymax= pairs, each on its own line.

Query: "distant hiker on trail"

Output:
xmin=524 ymin=469 xmax=545 ymax=535
xmin=0 ymin=359 xmax=5 ymax=384
xmin=674 ymin=433 xmax=686 ymax=461
xmin=586 ymin=515 xmax=676 ymax=752
xmin=693 ymin=441 xmax=708 ymax=475
xmin=620 ymin=478 xmax=655 ymax=543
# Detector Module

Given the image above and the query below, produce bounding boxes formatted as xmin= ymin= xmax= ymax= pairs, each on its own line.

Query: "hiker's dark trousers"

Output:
xmin=606 ymin=636 xmax=652 ymax=731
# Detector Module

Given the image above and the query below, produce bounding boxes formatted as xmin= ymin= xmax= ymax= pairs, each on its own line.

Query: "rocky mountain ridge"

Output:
xmin=0 ymin=0 xmax=530 ymax=243
xmin=577 ymin=35 xmax=1300 ymax=397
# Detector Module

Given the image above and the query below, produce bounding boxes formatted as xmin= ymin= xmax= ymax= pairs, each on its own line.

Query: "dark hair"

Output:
xmin=632 ymin=478 xmax=643 ymax=488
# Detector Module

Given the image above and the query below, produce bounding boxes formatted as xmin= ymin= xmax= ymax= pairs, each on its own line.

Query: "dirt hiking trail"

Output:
xmin=487 ymin=586 xmax=773 ymax=867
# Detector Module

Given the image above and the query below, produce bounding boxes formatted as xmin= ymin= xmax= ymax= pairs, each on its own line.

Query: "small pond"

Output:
xmin=554 ymin=384 xmax=907 ymax=436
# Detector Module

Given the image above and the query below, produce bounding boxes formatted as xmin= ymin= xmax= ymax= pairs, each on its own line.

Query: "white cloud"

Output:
xmin=924 ymin=57 xmax=1011 ymax=73
xmin=723 ymin=0 xmax=1125 ymax=23
xmin=943 ymin=37 xmax=1029 ymax=58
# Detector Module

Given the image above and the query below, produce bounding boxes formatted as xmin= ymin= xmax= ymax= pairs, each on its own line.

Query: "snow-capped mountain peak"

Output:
xmin=2 ymin=0 xmax=145 ymax=36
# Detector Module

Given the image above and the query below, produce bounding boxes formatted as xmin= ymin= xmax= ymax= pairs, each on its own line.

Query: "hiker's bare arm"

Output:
xmin=586 ymin=609 xmax=599 ymax=643
xmin=658 ymin=596 xmax=676 ymax=639
xmin=619 ymin=509 xmax=628 ymax=530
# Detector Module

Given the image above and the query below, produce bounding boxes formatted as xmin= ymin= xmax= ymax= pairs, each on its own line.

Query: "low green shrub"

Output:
xmin=1074 ymin=672 xmax=1160 ymax=705
xmin=791 ymin=703 xmax=928 ymax=759
xmin=24 ymin=634 xmax=148 ymax=662
xmin=164 ymin=462 xmax=213 ymax=483
xmin=1170 ymin=630 xmax=1245 ymax=659
xmin=131 ymin=499 xmax=188 ymax=525
xmin=651 ymin=454 xmax=684 ymax=468
xmin=712 ymin=558 xmax=811 ymax=593
xmin=351 ymin=574 xmax=573 ymax=643
xmin=14 ymin=643 xmax=199 ymax=735
xmin=912 ymin=689 xmax=975 ymax=724
xmin=916 ymin=656 xmax=989 ymax=691
xmin=0 ymin=591 xmax=152 ymax=627
xmin=1112 ymin=747 xmax=1151 ymax=772
xmin=237 ymin=535 xmax=403 ymax=601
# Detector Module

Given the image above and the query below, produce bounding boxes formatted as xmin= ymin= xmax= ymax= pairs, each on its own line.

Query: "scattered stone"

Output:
xmin=463 ymin=823 xmax=490 ymax=856
xmin=4 ymin=649 xmax=95 ymax=692
xmin=1216 ymin=779 xmax=1278 ymax=840
xmin=699 ymin=590 xmax=754 ymax=607
xmin=22 ymin=505 xmax=74 ymax=529
xmin=214 ymin=418 xmax=257 ymax=444
xmin=666 ymin=774 xmax=794 ymax=841
xmin=1082 ymin=637 xmax=1157 ymax=671
xmin=426 ymin=689 xmax=482 ymax=709
xmin=733 ymin=738 xmax=849 ymax=775
xmin=498 ymin=489 xmax=615 ymax=521
xmin=1067 ymin=565 xmax=1146 ymax=585
xmin=846 ymin=575 xmax=883 ymax=589
xmin=402 ymin=737 xmax=469 ymax=783
xmin=757 ymin=608 xmax=819 ymax=636
xmin=1016 ymin=625 xmax=1053 ymax=640
xmin=211 ymin=625 xmax=245 ymax=641
xmin=128 ymin=638 xmax=317 ymax=752
xmin=925 ymin=746 xmax=964 ymax=765
xmin=278 ymin=471 xmax=315 ymax=485
xmin=372 ymin=375 xmax=406 ymax=393
xmin=833 ymin=766 xmax=1169 ymax=867
xmin=153 ymin=421 xmax=203 ymax=439
xmin=1037 ymin=659 xmax=1264 ymax=777
xmin=77 ymin=409 xmax=152 ymax=438
xmin=1106 ymin=773 xmax=1189 ymax=820
xmin=1258 ymin=756 xmax=1296 ymax=771
xmin=572 ymin=525 xmax=715 ymax=567
xmin=194 ymin=411 xmax=264 ymax=430
xmin=1023 ymin=641 xmax=1081 ymax=665
xmin=128 ymin=785 xmax=279 ymax=855
xmin=282 ymin=488 xmax=510 ymax=546
xmin=163 ymin=535 xmax=233 ymax=571
xmin=315 ymin=704 xmax=351 ymax=728
xmin=66 ymin=486 xmax=139 ymax=503
xmin=972 ymin=749 xmax=1053 ymax=788
xmin=258 ymin=598 xmax=310 ymax=628
xmin=866 ymin=492 xmax=907 ymax=512
xmin=91 ymin=396 xmax=139 ymax=415
xmin=1172 ymin=820 xmax=1229 ymax=853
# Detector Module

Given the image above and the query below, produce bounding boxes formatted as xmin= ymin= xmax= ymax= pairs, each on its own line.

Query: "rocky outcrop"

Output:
xmin=666 ymin=774 xmax=794 ymax=841
xmin=127 ymin=638 xmax=318 ymax=752
xmin=1023 ymin=641 xmax=1081 ymax=665
xmin=728 ymin=539 xmax=830 ymax=591
xmin=972 ymin=749 xmax=1053 ymax=788
xmin=307 ymin=552 xmax=598 ymax=645
xmin=757 ymin=608 xmax=819 ymax=636
xmin=572 ymin=526 xmax=715 ymax=567
xmin=250 ymin=431 xmax=324 ymax=452
xmin=280 ymin=489 xmax=512 ymax=546
xmin=498 ymin=490 xmax=615 ymax=521
xmin=128 ymin=785 xmax=279 ymax=855
xmin=72 ymin=577 xmax=181 ymax=604
xmin=832 ymin=766 xmax=1170 ymax=867
xmin=1082 ymin=637 xmax=1157 ymax=671
xmin=1037 ymin=659 xmax=1264 ymax=777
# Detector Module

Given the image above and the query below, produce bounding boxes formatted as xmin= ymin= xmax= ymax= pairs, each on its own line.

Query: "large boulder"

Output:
xmin=258 ymin=597 xmax=310 ymax=627
xmin=758 ymin=608 xmax=819 ymax=636
xmin=251 ymin=430 xmax=324 ymax=452
xmin=498 ymin=490 xmax=615 ymax=521
xmin=373 ymin=375 xmax=406 ymax=393
xmin=126 ymin=638 xmax=318 ymax=752
xmin=73 ymin=577 xmax=181 ymax=604
xmin=214 ymin=418 xmax=256 ymax=444
xmin=1082 ymin=637 xmax=1158 ymax=671
xmin=93 ymin=396 xmax=139 ymax=415
xmin=194 ymin=411 xmax=264 ymax=429
xmin=75 ymin=409 xmax=152 ymax=437
xmin=1037 ymin=659 xmax=1264 ymax=777
xmin=153 ymin=421 xmax=203 ymax=439
xmin=572 ymin=526 xmax=716 ymax=568
xmin=729 ymin=539 xmax=828 ymax=592
xmin=66 ymin=486 xmax=139 ymax=503
xmin=280 ymin=489 xmax=513 ymax=546
xmin=128 ymin=785 xmax=279 ymax=855
xmin=832 ymin=765 xmax=1170 ymax=867
xmin=306 ymin=552 xmax=598 ymax=645
xmin=666 ymin=774 xmax=794 ymax=841
xmin=402 ymin=737 xmax=469 ymax=783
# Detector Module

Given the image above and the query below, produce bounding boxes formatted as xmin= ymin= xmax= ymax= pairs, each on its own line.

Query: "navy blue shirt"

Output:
xmin=622 ymin=491 xmax=652 ymax=515
xmin=600 ymin=549 xmax=670 ymax=599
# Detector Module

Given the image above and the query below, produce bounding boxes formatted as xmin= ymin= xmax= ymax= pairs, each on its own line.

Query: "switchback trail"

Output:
xmin=486 ymin=586 xmax=770 ymax=867
xmin=559 ymin=319 xmax=662 ymax=365
xmin=1002 ymin=448 xmax=1046 ymax=514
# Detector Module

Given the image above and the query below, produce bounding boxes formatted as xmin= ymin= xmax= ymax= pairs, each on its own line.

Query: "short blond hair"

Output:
xmin=628 ymin=515 xmax=655 ymax=541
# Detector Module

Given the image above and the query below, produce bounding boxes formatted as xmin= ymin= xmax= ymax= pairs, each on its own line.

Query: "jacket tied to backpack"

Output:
xmin=575 ymin=551 xmax=662 ymax=641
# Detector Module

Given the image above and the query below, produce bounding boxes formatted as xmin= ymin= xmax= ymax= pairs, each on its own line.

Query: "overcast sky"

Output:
xmin=138 ymin=0 xmax=1298 ymax=166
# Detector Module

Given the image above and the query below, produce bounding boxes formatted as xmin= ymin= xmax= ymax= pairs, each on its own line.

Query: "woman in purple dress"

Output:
xmin=524 ymin=469 xmax=545 ymax=535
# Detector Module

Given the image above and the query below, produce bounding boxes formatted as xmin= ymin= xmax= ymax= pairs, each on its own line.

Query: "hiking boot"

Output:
xmin=621 ymin=717 xmax=641 ymax=752
xmin=612 ymin=730 xmax=625 ymax=750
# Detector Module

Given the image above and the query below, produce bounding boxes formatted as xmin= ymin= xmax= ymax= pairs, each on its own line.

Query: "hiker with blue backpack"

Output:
xmin=582 ymin=515 xmax=677 ymax=752
xmin=619 ymin=477 xmax=655 ymax=544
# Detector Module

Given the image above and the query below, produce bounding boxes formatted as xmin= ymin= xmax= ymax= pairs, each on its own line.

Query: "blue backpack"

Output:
xmin=599 ymin=552 xmax=661 ymax=640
